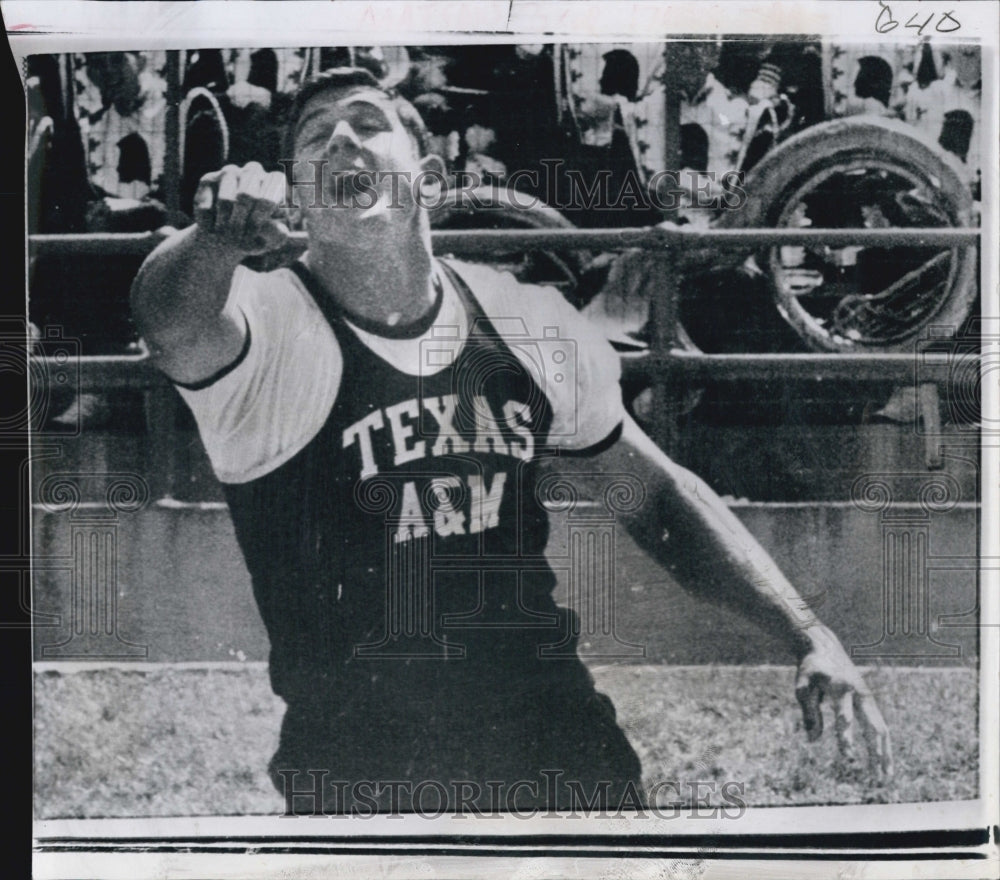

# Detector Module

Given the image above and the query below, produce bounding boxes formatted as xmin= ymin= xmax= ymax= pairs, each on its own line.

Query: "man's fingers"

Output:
xmin=227 ymin=162 xmax=266 ymax=237
xmin=198 ymin=163 xmax=291 ymax=254
xmin=256 ymin=218 xmax=292 ymax=252
xmin=191 ymin=164 xmax=289 ymax=254
xmin=241 ymin=172 xmax=289 ymax=250
xmin=796 ymin=627 xmax=893 ymax=781
xmin=834 ymin=688 xmax=855 ymax=758
xmin=245 ymin=172 xmax=288 ymax=229
xmin=193 ymin=179 xmax=216 ymax=232
xmin=214 ymin=165 xmax=241 ymax=230
xmin=261 ymin=170 xmax=288 ymax=205
xmin=795 ymin=671 xmax=824 ymax=742
xmin=855 ymin=691 xmax=894 ymax=778
xmin=192 ymin=167 xmax=232 ymax=231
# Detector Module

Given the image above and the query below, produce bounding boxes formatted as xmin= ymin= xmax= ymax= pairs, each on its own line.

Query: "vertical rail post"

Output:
xmin=163 ymin=50 xmax=182 ymax=216
xmin=148 ymin=51 xmax=183 ymax=499
xmin=647 ymin=40 xmax=685 ymax=456
xmin=647 ymin=244 xmax=682 ymax=456
xmin=660 ymin=41 xmax=683 ymax=223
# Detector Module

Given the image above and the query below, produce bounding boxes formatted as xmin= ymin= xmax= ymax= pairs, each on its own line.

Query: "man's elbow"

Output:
xmin=129 ymin=256 xmax=193 ymax=360
xmin=129 ymin=262 xmax=164 ymax=346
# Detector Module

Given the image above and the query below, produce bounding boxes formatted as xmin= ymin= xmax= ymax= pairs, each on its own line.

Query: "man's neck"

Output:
xmin=305 ymin=220 xmax=437 ymax=330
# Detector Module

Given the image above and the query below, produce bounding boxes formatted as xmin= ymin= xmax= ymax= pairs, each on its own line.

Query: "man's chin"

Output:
xmin=308 ymin=207 xmax=413 ymax=246
xmin=311 ymin=195 xmax=420 ymax=235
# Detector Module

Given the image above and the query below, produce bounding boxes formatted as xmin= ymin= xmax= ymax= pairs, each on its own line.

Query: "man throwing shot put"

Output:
xmin=131 ymin=68 xmax=891 ymax=814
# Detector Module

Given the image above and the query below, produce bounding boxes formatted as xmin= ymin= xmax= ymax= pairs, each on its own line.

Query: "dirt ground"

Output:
xmin=34 ymin=663 xmax=978 ymax=818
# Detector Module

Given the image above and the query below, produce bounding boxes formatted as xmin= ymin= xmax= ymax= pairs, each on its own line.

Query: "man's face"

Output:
xmin=291 ymin=84 xmax=425 ymax=228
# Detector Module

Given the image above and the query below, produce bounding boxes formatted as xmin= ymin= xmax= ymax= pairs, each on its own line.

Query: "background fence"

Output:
xmin=29 ymin=223 xmax=982 ymax=478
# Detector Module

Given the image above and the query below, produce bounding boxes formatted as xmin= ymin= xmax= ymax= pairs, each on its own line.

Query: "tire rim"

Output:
xmin=768 ymin=157 xmax=963 ymax=350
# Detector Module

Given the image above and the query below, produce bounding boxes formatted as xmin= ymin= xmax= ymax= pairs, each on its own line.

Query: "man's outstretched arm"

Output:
xmin=130 ymin=163 xmax=288 ymax=385
xmin=582 ymin=414 xmax=893 ymax=777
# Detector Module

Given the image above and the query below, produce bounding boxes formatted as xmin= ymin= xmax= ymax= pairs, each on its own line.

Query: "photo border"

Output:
xmin=11 ymin=2 xmax=998 ymax=878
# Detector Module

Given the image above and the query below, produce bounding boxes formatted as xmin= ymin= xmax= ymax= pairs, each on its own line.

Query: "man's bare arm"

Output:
xmin=578 ymin=414 xmax=892 ymax=776
xmin=130 ymin=162 xmax=288 ymax=384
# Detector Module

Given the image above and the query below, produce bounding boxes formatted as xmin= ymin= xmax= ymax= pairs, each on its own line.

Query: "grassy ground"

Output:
xmin=34 ymin=664 xmax=978 ymax=819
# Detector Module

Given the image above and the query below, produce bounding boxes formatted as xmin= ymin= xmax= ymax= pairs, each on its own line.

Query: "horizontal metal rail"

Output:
xmin=31 ymin=349 xmax=974 ymax=392
xmin=29 ymin=226 xmax=981 ymax=257
xmin=620 ymin=350 xmax=970 ymax=385
xmin=34 ymin=354 xmax=160 ymax=391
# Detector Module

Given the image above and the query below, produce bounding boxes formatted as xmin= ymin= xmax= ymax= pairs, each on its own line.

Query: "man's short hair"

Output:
xmin=283 ymin=67 xmax=430 ymax=167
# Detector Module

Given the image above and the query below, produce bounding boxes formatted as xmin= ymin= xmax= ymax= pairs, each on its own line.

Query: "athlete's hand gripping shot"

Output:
xmin=131 ymin=68 xmax=891 ymax=815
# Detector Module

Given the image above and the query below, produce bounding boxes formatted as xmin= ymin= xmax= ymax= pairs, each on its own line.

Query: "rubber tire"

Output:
xmin=430 ymin=186 xmax=592 ymax=305
xmin=719 ymin=116 xmax=978 ymax=352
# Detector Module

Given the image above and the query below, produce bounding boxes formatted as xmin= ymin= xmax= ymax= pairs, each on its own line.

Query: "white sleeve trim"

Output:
xmin=175 ymin=266 xmax=343 ymax=484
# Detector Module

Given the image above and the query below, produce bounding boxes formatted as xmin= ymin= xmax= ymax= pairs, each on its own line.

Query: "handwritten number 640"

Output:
xmin=876 ymin=3 xmax=961 ymax=34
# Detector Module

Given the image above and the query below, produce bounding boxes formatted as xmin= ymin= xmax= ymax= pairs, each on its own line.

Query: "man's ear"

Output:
xmin=416 ymin=154 xmax=448 ymax=205
xmin=419 ymin=153 xmax=447 ymax=177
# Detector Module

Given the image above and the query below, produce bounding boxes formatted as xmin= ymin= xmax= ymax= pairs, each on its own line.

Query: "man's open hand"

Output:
xmin=193 ymin=162 xmax=290 ymax=255
xmin=795 ymin=624 xmax=893 ymax=779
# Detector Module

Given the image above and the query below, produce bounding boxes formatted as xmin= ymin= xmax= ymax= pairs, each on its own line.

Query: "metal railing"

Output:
xmin=29 ymin=224 xmax=981 ymax=486
xmin=30 ymin=225 xmax=979 ymax=256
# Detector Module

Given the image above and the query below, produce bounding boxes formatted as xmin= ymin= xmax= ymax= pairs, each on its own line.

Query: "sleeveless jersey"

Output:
xmin=222 ymin=261 xmax=587 ymax=705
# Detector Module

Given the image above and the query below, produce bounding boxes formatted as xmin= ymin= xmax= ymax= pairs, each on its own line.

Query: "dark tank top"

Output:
xmin=222 ymin=260 xmax=586 ymax=704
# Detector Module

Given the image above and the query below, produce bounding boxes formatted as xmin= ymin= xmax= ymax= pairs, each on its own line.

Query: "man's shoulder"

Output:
xmin=438 ymin=257 xmax=515 ymax=291
xmin=230 ymin=262 xmax=322 ymax=319
xmin=439 ymin=258 xmax=574 ymax=321
xmin=227 ymin=261 xmax=339 ymax=363
xmin=233 ymin=262 xmax=305 ymax=294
